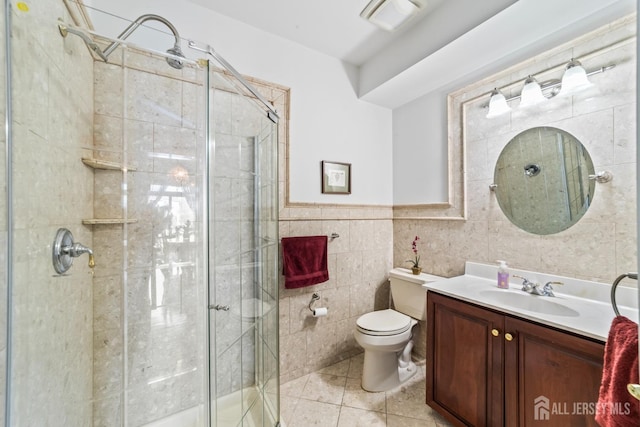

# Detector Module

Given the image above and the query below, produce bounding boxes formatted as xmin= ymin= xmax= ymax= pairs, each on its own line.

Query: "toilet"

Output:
xmin=354 ymin=268 xmax=443 ymax=392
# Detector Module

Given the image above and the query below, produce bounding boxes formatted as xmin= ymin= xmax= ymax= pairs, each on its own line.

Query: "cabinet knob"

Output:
xmin=491 ymin=328 xmax=500 ymax=337
xmin=505 ymin=333 xmax=514 ymax=341
xmin=628 ymin=384 xmax=640 ymax=401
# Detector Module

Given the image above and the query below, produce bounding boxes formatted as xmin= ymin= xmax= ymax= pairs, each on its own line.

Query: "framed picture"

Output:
xmin=321 ymin=161 xmax=351 ymax=194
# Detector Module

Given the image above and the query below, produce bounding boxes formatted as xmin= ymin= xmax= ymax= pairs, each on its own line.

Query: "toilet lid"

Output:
xmin=356 ymin=309 xmax=412 ymax=336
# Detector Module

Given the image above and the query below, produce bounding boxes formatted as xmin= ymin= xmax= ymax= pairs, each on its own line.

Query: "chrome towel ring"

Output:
xmin=611 ymin=273 xmax=638 ymax=316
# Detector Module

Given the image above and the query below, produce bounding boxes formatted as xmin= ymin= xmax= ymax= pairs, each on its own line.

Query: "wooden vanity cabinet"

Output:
xmin=426 ymin=292 xmax=604 ymax=427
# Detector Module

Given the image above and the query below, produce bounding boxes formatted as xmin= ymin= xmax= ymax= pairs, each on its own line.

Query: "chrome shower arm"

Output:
xmin=103 ymin=14 xmax=182 ymax=58
xmin=58 ymin=22 xmax=108 ymax=61
xmin=188 ymin=41 xmax=279 ymax=121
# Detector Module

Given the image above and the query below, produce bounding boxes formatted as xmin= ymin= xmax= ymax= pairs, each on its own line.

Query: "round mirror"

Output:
xmin=493 ymin=127 xmax=596 ymax=235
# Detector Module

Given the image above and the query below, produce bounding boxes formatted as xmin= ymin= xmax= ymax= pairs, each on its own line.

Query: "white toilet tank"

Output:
xmin=389 ymin=268 xmax=444 ymax=320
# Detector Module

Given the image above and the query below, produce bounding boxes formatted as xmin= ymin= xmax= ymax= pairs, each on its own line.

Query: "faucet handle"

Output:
xmin=543 ymin=281 xmax=563 ymax=290
xmin=513 ymin=274 xmax=534 ymax=289
xmin=542 ymin=281 xmax=563 ymax=296
xmin=52 ymin=228 xmax=95 ymax=274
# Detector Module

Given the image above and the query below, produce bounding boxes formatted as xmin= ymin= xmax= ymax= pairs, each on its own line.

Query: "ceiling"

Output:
xmin=187 ymin=0 xmax=448 ymax=66
xmin=85 ymin=0 xmax=636 ymax=108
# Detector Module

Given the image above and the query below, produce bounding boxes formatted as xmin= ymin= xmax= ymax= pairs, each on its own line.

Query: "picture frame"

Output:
xmin=321 ymin=161 xmax=351 ymax=194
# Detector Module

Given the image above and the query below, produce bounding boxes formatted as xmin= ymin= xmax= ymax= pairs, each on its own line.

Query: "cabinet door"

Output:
xmin=504 ymin=316 xmax=604 ymax=427
xmin=427 ymin=292 xmax=505 ymax=427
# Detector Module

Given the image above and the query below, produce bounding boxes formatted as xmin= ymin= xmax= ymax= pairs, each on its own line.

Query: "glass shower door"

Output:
xmin=208 ymin=65 xmax=279 ymax=426
xmin=0 ymin=2 xmax=7 ymax=424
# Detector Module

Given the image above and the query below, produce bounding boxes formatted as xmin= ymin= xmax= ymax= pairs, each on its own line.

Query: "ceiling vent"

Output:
xmin=360 ymin=0 xmax=422 ymax=31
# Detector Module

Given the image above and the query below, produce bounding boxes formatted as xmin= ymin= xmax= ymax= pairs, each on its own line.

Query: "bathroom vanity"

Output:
xmin=427 ymin=292 xmax=603 ymax=426
xmin=423 ymin=262 xmax=637 ymax=427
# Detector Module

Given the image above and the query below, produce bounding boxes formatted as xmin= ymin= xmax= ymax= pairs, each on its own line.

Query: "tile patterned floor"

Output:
xmin=280 ymin=353 xmax=453 ymax=427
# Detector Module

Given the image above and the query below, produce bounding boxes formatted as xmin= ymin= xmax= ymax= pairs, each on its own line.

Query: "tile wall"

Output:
xmin=9 ymin=1 xmax=95 ymax=424
xmin=278 ymin=208 xmax=394 ymax=383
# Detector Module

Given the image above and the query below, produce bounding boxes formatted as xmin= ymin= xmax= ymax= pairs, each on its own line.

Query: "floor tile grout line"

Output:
xmin=281 ymin=353 xmax=452 ymax=427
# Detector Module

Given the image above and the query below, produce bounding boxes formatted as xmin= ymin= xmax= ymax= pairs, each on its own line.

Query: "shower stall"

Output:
xmin=1 ymin=1 xmax=281 ymax=426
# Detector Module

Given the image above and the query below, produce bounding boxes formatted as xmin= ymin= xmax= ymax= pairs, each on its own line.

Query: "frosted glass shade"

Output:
xmin=558 ymin=59 xmax=593 ymax=96
xmin=486 ymin=89 xmax=511 ymax=118
xmin=519 ymin=76 xmax=546 ymax=107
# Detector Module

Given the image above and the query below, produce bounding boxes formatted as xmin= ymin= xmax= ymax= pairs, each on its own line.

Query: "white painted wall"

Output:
xmin=392 ymin=92 xmax=448 ymax=204
xmin=84 ymin=0 xmax=393 ymax=205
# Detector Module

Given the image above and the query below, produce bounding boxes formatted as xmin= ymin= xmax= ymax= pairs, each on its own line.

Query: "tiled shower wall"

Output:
xmin=394 ymin=15 xmax=637 ymax=358
xmin=10 ymin=1 xmax=95 ymax=424
xmin=91 ymin=48 xmax=206 ymax=426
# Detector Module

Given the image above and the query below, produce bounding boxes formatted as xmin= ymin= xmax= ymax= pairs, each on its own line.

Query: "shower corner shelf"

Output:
xmin=82 ymin=157 xmax=137 ymax=172
xmin=82 ymin=218 xmax=138 ymax=225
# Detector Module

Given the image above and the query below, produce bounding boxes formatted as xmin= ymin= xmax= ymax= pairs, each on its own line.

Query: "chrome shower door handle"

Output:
xmin=209 ymin=304 xmax=230 ymax=311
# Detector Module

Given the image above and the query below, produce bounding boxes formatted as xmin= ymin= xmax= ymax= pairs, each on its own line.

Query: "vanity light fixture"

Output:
xmin=557 ymin=58 xmax=593 ymax=97
xmin=486 ymin=88 xmax=511 ymax=118
xmin=485 ymin=59 xmax=615 ymax=119
xmin=360 ymin=0 xmax=421 ymax=31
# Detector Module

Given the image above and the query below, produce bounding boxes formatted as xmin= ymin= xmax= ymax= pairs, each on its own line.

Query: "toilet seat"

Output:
xmin=356 ymin=309 xmax=412 ymax=336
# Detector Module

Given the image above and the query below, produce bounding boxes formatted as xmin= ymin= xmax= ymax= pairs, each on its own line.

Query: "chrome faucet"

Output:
xmin=513 ymin=275 xmax=563 ymax=297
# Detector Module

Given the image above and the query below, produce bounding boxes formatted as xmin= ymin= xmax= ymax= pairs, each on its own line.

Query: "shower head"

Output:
xmin=100 ymin=14 xmax=185 ymax=70
xmin=166 ymin=44 xmax=185 ymax=70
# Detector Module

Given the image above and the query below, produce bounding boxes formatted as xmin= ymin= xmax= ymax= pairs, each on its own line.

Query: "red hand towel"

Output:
xmin=281 ymin=236 xmax=328 ymax=289
xmin=596 ymin=316 xmax=640 ymax=427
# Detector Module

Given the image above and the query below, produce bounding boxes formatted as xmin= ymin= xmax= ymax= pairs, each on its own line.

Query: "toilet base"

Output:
xmin=361 ymin=345 xmax=418 ymax=392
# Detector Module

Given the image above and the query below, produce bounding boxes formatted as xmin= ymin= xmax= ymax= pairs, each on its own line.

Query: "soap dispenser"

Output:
xmin=497 ymin=260 xmax=509 ymax=289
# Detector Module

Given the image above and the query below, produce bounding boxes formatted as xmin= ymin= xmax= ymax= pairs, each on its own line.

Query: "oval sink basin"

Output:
xmin=479 ymin=290 xmax=580 ymax=317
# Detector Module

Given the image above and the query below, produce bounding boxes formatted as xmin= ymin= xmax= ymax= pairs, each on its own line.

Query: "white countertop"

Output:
xmin=414 ymin=262 xmax=639 ymax=342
